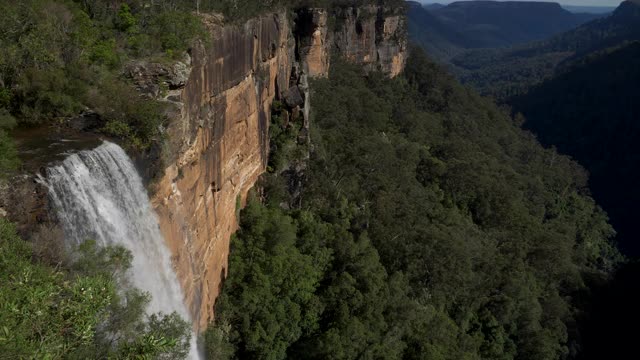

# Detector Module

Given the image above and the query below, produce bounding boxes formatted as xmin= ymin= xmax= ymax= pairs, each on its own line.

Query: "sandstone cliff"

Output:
xmin=149 ymin=12 xmax=291 ymax=330
xmin=148 ymin=6 xmax=407 ymax=330
xmin=296 ymin=6 xmax=407 ymax=78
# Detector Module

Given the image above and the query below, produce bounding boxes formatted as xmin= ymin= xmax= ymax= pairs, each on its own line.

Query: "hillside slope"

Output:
xmin=513 ymin=42 xmax=640 ymax=256
xmin=407 ymin=1 xmax=472 ymax=60
xmin=407 ymin=0 xmax=602 ymax=63
xmin=434 ymin=1 xmax=601 ymax=48
xmin=451 ymin=0 xmax=640 ymax=98
xmin=205 ymin=48 xmax=621 ymax=360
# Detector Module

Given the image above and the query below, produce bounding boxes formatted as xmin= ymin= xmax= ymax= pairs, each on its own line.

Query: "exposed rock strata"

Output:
xmin=297 ymin=6 xmax=407 ymax=78
xmin=150 ymin=12 xmax=292 ymax=330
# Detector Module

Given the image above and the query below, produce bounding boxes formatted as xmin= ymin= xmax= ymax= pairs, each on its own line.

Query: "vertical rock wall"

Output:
xmin=151 ymin=6 xmax=407 ymax=331
xmin=296 ymin=9 xmax=331 ymax=77
xmin=297 ymin=6 xmax=407 ymax=78
xmin=151 ymin=12 xmax=293 ymax=330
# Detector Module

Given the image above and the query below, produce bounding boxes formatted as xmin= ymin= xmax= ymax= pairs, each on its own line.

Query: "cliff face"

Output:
xmin=150 ymin=12 xmax=292 ymax=330
xmin=150 ymin=6 xmax=406 ymax=330
xmin=297 ymin=6 xmax=407 ymax=78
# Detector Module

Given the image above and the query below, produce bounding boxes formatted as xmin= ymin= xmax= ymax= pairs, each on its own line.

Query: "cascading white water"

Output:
xmin=41 ymin=141 xmax=200 ymax=359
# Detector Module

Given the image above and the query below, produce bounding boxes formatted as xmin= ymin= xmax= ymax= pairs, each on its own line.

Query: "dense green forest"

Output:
xmin=508 ymin=39 xmax=640 ymax=360
xmin=0 ymin=219 xmax=192 ymax=357
xmin=205 ymin=49 xmax=621 ymax=359
xmin=1 ymin=1 xmax=634 ymax=359
xmin=408 ymin=0 xmax=640 ymax=256
xmin=440 ymin=0 xmax=640 ymax=256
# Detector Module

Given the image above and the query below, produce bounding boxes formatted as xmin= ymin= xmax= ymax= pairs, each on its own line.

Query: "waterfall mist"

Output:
xmin=41 ymin=141 xmax=200 ymax=359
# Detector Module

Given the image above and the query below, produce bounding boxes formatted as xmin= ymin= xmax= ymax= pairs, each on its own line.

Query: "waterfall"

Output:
xmin=41 ymin=141 xmax=200 ymax=359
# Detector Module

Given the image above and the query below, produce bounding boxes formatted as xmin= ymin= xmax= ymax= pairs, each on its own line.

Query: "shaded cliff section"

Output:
xmin=138 ymin=7 xmax=407 ymax=330
xmin=295 ymin=6 xmax=407 ymax=78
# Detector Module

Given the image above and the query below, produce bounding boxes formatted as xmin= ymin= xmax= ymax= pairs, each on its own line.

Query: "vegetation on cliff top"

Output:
xmin=0 ymin=0 xmax=203 ymax=154
xmin=205 ymin=49 xmax=621 ymax=359
xmin=193 ymin=0 xmax=405 ymax=21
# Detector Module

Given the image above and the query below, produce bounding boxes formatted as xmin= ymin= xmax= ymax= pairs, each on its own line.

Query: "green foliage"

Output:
xmin=149 ymin=11 xmax=205 ymax=56
xmin=90 ymin=39 xmax=120 ymax=68
xmin=0 ymin=0 xmax=205 ymax=149
xmin=512 ymin=41 xmax=640 ymax=257
xmin=116 ymin=4 xmax=137 ymax=33
xmin=199 ymin=0 xmax=404 ymax=22
xmin=210 ymin=49 xmax=621 ymax=359
xmin=204 ymin=322 xmax=236 ymax=360
xmin=87 ymin=73 xmax=166 ymax=149
xmin=268 ymin=101 xmax=306 ymax=173
xmin=211 ymin=197 xmax=329 ymax=359
xmin=0 ymin=220 xmax=191 ymax=358
xmin=0 ymin=108 xmax=18 ymax=177
xmin=0 ymin=221 xmax=114 ymax=358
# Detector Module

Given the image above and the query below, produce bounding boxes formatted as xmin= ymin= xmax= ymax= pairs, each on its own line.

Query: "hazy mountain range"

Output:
xmin=419 ymin=1 xmax=617 ymax=14
xmin=449 ymin=0 xmax=640 ymax=97
xmin=407 ymin=1 xmax=606 ymax=60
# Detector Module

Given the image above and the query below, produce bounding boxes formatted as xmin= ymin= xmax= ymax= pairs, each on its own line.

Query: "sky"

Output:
xmin=421 ymin=0 xmax=623 ymax=7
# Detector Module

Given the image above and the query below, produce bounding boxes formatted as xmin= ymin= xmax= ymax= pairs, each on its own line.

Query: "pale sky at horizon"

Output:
xmin=421 ymin=0 xmax=624 ymax=7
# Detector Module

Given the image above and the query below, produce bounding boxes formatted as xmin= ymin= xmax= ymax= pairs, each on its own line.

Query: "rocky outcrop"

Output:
xmin=147 ymin=6 xmax=407 ymax=331
xmin=0 ymin=175 xmax=50 ymax=236
xmin=377 ymin=13 xmax=408 ymax=77
xmin=297 ymin=6 xmax=407 ymax=78
xmin=296 ymin=9 xmax=331 ymax=77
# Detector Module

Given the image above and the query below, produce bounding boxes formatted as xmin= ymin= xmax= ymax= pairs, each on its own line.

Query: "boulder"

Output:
xmin=168 ymin=58 xmax=191 ymax=89
xmin=282 ymin=86 xmax=304 ymax=108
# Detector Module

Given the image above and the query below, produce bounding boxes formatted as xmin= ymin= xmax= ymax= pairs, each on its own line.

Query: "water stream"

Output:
xmin=41 ymin=141 xmax=199 ymax=359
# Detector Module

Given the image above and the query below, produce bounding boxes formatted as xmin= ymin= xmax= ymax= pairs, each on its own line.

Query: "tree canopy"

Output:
xmin=0 ymin=219 xmax=191 ymax=358
xmin=205 ymin=48 xmax=621 ymax=360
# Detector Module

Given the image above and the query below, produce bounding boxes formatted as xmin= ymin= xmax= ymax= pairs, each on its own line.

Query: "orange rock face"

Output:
xmin=151 ymin=12 xmax=292 ymax=330
xmin=151 ymin=8 xmax=407 ymax=332
xmin=301 ymin=9 xmax=331 ymax=77
xmin=378 ymin=15 xmax=408 ymax=78
xmin=298 ymin=7 xmax=407 ymax=79
xmin=334 ymin=6 xmax=380 ymax=66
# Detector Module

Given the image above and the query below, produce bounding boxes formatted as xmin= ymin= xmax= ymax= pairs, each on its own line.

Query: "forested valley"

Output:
xmin=0 ymin=1 xmax=636 ymax=359
xmin=410 ymin=2 xmax=640 ymax=359
xmin=206 ymin=50 xmax=621 ymax=359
